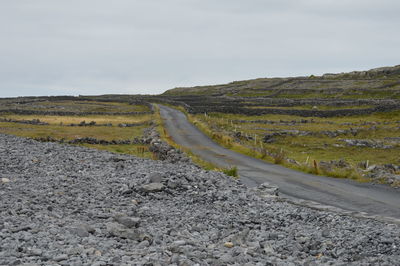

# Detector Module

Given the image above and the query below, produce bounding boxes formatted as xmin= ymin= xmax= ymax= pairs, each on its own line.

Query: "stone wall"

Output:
xmin=187 ymin=104 xmax=400 ymax=118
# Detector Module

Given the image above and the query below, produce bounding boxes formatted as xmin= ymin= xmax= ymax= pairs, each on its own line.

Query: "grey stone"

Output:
xmin=114 ymin=214 xmax=140 ymax=228
xmin=11 ymin=225 xmax=32 ymax=233
xmin=106 ymin=222 xmax=140 ymax=240
xmin=321 ymin=229 xmax=330 ymax=238
xmin=148 ymin=172 xmax=163 ymax=183
xmin=137 ymin=240 xmax=150 ymax=248
xmin=69 ymin=225 xmax=91 ymax=237
xmin=253 ymin=182 xmax=279 ymax=197
xmin=53 ymin=254 xmax=68 ymax=262
xmin=30 ymin=248 xmax=42 ymax=256
xmin=140 ymin=182 xmax=165 ymax=193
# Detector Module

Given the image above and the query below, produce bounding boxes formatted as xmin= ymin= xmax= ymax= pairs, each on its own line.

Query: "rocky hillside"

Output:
xmin=153 ymin=65 xmax=400 ymax=119
xmin=1 ymin=133 xmax=399 ymax=265
xmin=163 ymin=65 xmax=400 ymax=97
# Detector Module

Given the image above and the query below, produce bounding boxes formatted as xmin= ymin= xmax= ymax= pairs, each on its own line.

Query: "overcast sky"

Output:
xmin=1 ymin=0 xmax=399 ymax=97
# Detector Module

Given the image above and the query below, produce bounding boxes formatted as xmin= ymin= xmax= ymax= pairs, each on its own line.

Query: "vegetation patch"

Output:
xmin=0 ymin=100 xmax=154 ymax=159
xmin=184 ymin=107 xmax=400 ymax=185
xmin=221 ymin=166 xmax=238 ymax=178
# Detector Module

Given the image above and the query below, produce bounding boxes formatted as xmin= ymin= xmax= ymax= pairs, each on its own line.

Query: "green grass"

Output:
xmin=0 ymin=101 xmax=154 ymax=159
xmin=0 ymin=122 xmax=146 ymax=141
xmin=186 ymin=109 xmax=400 ymax=183
xmin=222 ymin=166 xmax=238 ymax=178
xmin=1 ymin=114 xmax=152 ymax=126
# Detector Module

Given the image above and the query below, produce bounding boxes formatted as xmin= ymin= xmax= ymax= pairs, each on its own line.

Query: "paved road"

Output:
xmin=159 ymin=105 xmax=400 ymax=220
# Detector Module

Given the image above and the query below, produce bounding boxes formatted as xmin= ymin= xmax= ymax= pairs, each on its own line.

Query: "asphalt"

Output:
xmin=158 ymin=105 xmax=400 ymax=220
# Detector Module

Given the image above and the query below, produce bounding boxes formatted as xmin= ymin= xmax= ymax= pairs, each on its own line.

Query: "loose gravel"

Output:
xmin=0 ymin=133 xmax=399 ymax=265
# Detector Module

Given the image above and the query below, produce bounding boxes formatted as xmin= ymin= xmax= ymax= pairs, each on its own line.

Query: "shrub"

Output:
xmin=136 ymin=146 xmax=147 ymax=155
xmin=272 ymin=149 xmax=286 ymax=164
xmin=223 ymin=166 xmax=238 ymax=178
xmin=260 ymin=147 xmax=268 ymax=159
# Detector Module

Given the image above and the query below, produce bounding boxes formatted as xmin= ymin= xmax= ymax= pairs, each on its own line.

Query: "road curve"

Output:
xmin=158 ymin=105 xmax=400 ymax=220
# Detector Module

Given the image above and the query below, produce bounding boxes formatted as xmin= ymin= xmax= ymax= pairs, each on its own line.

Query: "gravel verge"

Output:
xmin=0 ymin=133 xmax=399 ymax=265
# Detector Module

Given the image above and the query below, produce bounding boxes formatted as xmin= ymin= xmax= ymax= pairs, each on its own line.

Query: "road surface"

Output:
xmin=158 ymin=105 xmax=400 ymax=220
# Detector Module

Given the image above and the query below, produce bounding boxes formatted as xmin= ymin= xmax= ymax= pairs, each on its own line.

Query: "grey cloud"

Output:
xmin=0 ymin=0 xmax=399 ymax=97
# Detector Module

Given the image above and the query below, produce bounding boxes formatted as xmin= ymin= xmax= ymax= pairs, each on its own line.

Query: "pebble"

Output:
xmin=53 ymin=254 xmax=68 ymax=262
xmin=224 ymin=242 xmax=234 ymax=248
xmin=30 ymin=248 xmax=42 ymax=256
xmin=114 ymin=214 xmax=141 ymax=228
xmin=69 ymin=226 xmax=90 ymax=237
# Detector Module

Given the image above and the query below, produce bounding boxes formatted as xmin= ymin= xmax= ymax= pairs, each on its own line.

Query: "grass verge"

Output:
xmin=168 ymin=105 xmax=385 ymax=183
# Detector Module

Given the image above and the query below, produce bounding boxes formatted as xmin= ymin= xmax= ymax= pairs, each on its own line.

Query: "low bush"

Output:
xmin=222 ymin=166 xmax=238 ymax=178
xmin=272 ymin=149 xmax=286 ymax=164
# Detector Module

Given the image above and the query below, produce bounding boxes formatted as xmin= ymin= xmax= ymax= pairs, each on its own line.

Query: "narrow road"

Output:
xmin=159 ymin=105 xmax=400 ymax=220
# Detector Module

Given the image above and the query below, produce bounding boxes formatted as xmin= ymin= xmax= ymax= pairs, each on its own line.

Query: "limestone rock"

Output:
xmin=140 ymin=182 xmax=164 ymax=193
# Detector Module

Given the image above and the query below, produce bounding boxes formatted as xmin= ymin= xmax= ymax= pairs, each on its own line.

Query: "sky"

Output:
xmin=0 ymin=0 xmax=399 ymax=97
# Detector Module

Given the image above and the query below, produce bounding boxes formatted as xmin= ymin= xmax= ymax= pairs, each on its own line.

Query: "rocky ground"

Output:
xmin=0 ymin=133 xmax=399 ymax=265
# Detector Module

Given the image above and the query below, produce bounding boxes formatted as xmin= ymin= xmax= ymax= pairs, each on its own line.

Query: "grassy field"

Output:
xmin=0 ymin=101 xmax=154 ymax=159
xmin=0 ymin=121 xmax=145 ymax=141
xmin=0 ymin=114 xmax=152 ymax=126
xmin=187 ymin=110 xmax=400 ymax=182
xmin=0 ymin=99 xmax=240 ymax=175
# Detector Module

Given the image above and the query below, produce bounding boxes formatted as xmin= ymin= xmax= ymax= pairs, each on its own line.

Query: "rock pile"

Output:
xmin=263 ymin=131 xmax=310 ymax=143
xmin=68 ymin=138 xmax=135 ymax=145
xmin=0 ymin=133 xmax=400 ymax=265
xmin=0 ymin=118 xmax=49 ymax=125
xmin=33 ymin=137 xmax=140 ymax=145
xmin=69 ymin=121 xmax=97 ymax=127
xmin=318 ymin=159 xmax=351 ymax=173
xmin=68 ymin=121 xmax=114 ymax=127
xmin=260 ymin=128 xmax=381 ymax=143
xmin=365 ymin=164 xmax=400 ymax=186
xmin=142 ymin=127 xmax=191 ymax=164
xmin=342 ymin=139 xmax=394 ymax=149
xmin=118 ymin=122 xmax=150 ymax=127
xmin=232 ymin=119 xmax=313 ymax=125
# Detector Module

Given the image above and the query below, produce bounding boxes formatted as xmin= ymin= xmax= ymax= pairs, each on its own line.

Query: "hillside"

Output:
xmin=163 ymin=65 xmax=400 ymax=98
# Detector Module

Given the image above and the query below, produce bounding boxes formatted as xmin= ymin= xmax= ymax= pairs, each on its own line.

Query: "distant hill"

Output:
xmin=162 ymin=65 xmax=400 ymax=99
